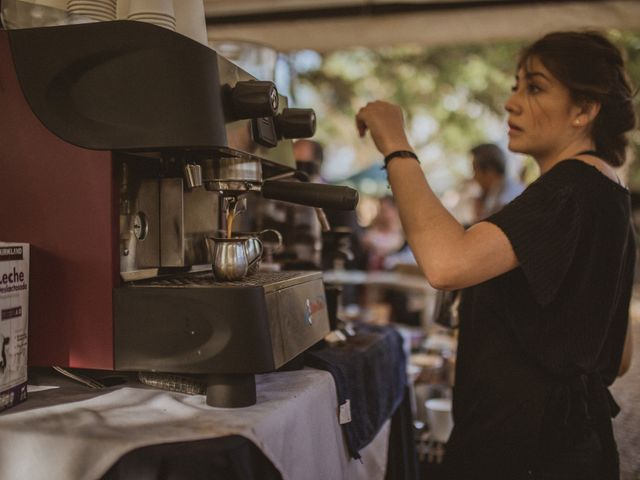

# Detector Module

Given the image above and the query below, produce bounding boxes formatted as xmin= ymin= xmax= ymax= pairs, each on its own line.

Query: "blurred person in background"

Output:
xmin=362 ymin=196 xmax=404 ymax=271
xmin=293 ymin=140 xmax=366 ymax=271
xmin=440 ymin=144 xmax=527 ymax=326
xmin=254 ymin=139 xmax=322 ymax=268
xmin=293 ymin=139 xmax=324 ymax=181
xmin=261 ymin=139 xmax=365 ymax=271
xmin=471 ymin=143 xmax=525 ymax=220
xmin=447 ymin=143 xmax=524 ymax=226
xmin=286 ymin=139 xmax=324 ymax=267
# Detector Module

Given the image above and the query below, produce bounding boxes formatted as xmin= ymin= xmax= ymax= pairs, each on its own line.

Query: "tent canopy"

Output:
xmin=204 ymin=0 xmax=640 ymax=52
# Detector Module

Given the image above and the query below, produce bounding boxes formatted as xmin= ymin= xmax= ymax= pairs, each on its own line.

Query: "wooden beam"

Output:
xmin=206 ymin=0 xmax=640 ymax=52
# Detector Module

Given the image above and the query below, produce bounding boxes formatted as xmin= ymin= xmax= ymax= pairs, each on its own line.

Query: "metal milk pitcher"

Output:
xmin=210 ymin=237 xmax=249 ymax=281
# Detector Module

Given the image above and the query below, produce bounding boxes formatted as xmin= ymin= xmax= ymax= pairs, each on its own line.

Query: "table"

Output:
xmin=0 ymin=368 xmax=390 ymax=480
xmin=0 ymin=326 xmax=418 ymax=480
xmin=323 ymin=269 xmax=439 ymax=329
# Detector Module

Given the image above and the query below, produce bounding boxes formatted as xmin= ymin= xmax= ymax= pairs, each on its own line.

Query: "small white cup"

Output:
xmin=425 ymin=398 xmax=453 ymax=443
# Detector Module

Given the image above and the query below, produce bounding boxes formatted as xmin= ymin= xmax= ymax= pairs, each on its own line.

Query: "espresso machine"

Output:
xmin=0 ymin=20 xmax=358 ymax=406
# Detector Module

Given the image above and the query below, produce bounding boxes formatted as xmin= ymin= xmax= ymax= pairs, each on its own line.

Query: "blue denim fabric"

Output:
xmin=304 ymin=323 xmax=407 ymax=459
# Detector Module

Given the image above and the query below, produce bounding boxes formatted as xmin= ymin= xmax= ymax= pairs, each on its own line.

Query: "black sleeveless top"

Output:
xmin=444 ymin=160 xmax=635 ymax=479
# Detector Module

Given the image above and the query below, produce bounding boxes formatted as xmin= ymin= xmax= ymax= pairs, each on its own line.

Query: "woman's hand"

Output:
xmin=355 ymin=101 xmax=413 ymax=156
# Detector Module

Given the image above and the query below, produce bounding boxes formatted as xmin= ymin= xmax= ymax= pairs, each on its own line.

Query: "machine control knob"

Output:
xmin=275 ymin=108 xmax=317 ymax=139
xmin=230 ymin=80 xmax=279 ymax=119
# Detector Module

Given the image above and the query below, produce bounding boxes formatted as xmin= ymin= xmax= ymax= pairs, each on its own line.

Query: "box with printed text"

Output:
xmin=0 ymin=242 xmax=29 ymax=412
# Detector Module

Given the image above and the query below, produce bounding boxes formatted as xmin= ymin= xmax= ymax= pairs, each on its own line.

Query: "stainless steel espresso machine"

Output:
xmin=0 ymin=20 xmax=358 ymax=406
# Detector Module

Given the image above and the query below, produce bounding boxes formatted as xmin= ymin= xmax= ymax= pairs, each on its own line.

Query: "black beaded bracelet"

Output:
xmin=382 ymin=150 xmax=420 ymax=169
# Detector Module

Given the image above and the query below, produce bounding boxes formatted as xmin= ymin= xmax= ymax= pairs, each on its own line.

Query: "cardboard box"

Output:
xmin=0 ymin=242 xmax=29 ymax=412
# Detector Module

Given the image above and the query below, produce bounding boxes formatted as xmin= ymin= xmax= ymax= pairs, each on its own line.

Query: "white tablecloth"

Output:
xmin=0 ymin=368 xmax=390 ymax=480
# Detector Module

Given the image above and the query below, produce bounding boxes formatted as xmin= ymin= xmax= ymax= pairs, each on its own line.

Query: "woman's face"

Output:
xmin=504 ymin=56 xmax=584 ymax=159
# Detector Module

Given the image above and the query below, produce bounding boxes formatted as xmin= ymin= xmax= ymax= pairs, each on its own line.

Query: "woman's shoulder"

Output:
xmin=542 ymin=159 xmax=628 ymax=195
xmin=501 ymin=158 xmax=629 ymax=222
xmin=515 ymin=161 xmax=628 ymax=215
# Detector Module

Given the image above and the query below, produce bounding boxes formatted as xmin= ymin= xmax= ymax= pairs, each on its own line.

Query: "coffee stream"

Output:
xmin=226 ymin=209 xmax=235 ymax=239
xmin=224 ymin=196 xmax=245 ymax=239
xmin=225 ymin=197 xmax=245 ymax=238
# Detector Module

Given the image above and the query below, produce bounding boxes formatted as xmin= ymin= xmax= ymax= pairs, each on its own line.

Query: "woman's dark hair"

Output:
xmin=519 ymin=31 xmax=637 ymax=167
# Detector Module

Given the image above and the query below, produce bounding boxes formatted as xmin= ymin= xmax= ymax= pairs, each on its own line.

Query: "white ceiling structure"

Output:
xmin=203 ymin=0 xmax=640 ymax=52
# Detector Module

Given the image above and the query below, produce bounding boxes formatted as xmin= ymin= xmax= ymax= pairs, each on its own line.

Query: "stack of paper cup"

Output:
xmin=67 ymin=0 xmax=116 ymax=21
xmin=126 ymin=0 xmax=175 ymax=31
xmin=174 ymin=0 xmax=208 ymax=46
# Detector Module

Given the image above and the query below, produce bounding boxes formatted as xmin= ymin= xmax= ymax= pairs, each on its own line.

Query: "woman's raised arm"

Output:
xmin=356 ymin=100 xmax=518 ymax=290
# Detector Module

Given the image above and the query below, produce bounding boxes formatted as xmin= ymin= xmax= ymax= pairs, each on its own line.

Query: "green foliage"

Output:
xmin=610 ymin=30 xmax=640 ymax=190
xmin=294 ymin=41 xmax=523 ymax=173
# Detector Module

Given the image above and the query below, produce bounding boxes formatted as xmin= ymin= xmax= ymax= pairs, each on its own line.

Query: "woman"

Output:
xmin=355 ymin=31 xmax=636 ymax=479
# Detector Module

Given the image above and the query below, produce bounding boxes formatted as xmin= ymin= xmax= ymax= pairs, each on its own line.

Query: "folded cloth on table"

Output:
xmin=304 ymin=323 xmax=407 ymax=458
xmin=0 ymin=368 xmax=391 ymax=480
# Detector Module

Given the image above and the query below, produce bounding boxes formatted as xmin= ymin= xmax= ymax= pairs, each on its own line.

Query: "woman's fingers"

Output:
xmin=356 ymin=102 xmax=381 ymax=135
xmin=355 ymin=113 xmax=368 ymax=138
xmin=355 ymin=102 xmax=381 ymax=138
xmin=355 ymin=101 xmax=411 ymax=155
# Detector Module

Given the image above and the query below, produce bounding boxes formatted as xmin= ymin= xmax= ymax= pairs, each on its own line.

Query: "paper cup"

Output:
xmin=127 ymin=0 xmax=173 ymax=16
xmin=425 ymin=398 xmax=453 ymax=443
xmin=129 ymin=19 xmax=174 ymax=30
xmin=68 ymin=6 xmax=115 ymax=16
xmin=68 ymin=0 xmax=116 ymax=19
xmin=127 ymin=12 xmax=173 ymax=19
xmin=174 ymin=0 xmax=208 ymax=45
xmin=116 ymin=0 xmax=130 ymax=19
xmin=68 ymin=0 xmax=116 ymax=9
xmin=126 ymin=0 xmax=174 ymax=29
xmin=127 ymin=13 xmax=175 ymax=25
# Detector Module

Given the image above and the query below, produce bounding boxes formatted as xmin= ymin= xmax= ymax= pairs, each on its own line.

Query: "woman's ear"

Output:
xmin=574 ymin=101 xmax=601 ymax=127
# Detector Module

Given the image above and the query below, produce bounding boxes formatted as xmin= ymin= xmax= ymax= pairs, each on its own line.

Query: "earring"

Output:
xmin=574 ymin=119 xmax=581 ymax=126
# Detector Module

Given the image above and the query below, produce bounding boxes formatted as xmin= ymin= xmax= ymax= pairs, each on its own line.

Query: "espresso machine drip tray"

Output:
xmin=113 ymin=270 xmax=330 ymax=407
xmin=132 ymin=270 xmax=319 ymax=292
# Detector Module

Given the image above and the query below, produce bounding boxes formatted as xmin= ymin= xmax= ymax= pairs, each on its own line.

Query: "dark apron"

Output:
xmin=536 ymin=372 xmax=620 ymax=479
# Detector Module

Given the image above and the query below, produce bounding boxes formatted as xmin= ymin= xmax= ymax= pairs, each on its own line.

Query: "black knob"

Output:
xmin=275 ymin=108 xmax=316 ymax=139
xmin=231 ymin=81 xmax=279 ymax=119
